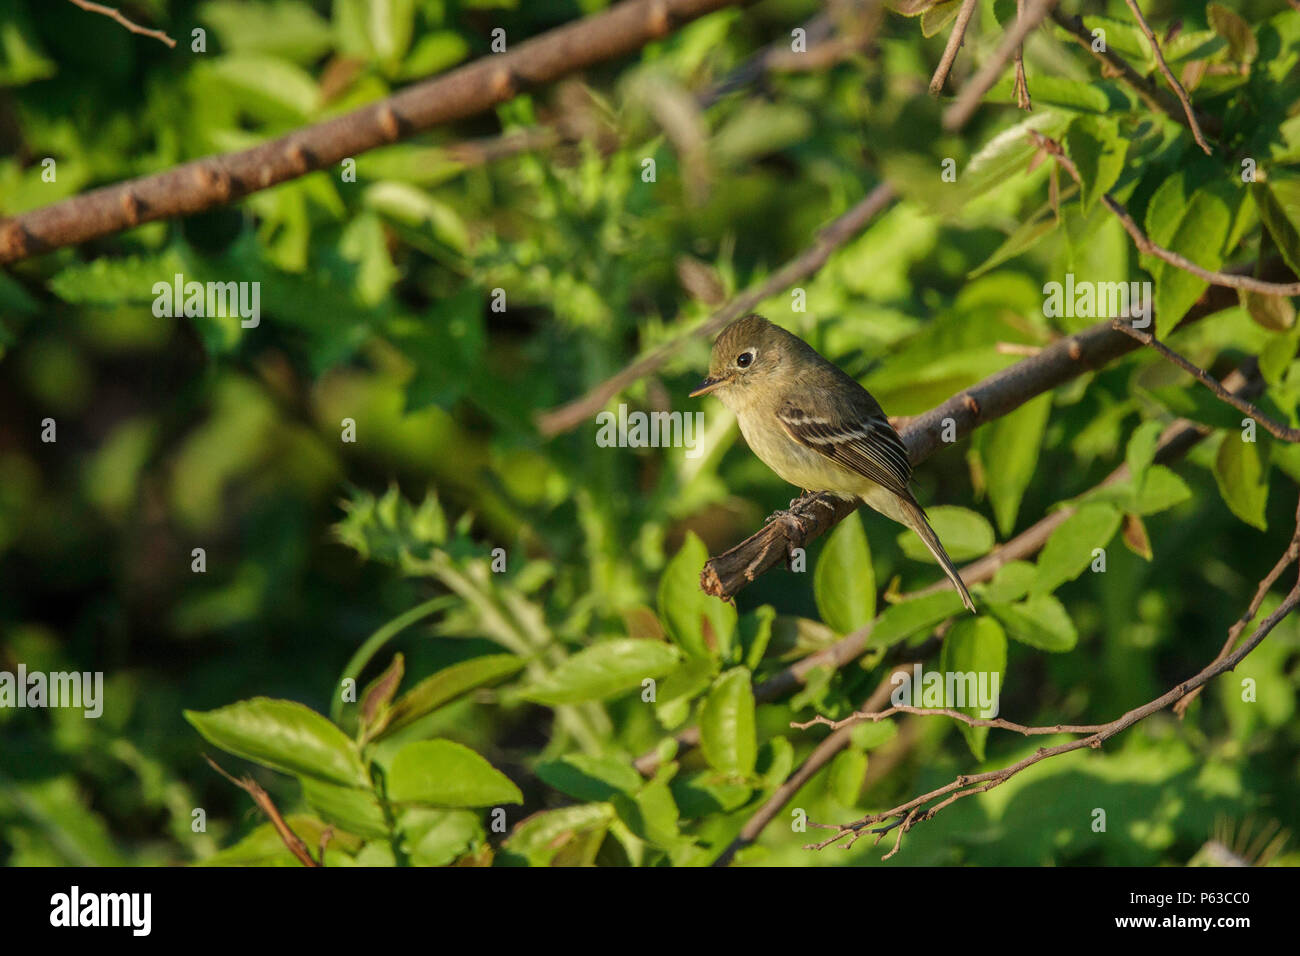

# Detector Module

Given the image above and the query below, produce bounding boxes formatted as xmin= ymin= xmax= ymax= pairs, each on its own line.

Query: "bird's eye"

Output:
xmin=736 ymin=350 xmax=754 ymax=369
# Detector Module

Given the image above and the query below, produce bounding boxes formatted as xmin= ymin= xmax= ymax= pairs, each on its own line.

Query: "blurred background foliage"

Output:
xmin=1 ymin=0 xmax=1298 ymax=866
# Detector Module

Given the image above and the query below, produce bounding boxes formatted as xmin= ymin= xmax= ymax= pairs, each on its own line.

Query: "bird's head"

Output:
xmin=690 ymin=314 xmax=788 ymax=408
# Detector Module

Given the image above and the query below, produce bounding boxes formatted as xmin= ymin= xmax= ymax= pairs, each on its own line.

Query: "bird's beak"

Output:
xmin=690 ymin=376 xmax=727 ymax=398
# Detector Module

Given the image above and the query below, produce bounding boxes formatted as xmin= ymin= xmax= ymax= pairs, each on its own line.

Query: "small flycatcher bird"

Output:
xmin=691 ymin=314 xmax=975 ymax=613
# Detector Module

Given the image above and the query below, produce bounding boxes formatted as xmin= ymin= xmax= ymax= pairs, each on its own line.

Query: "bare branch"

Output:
xmin=806 ymin=497 xmax=1300 ymax=856
xmin=1112 ymin=320 xmax=1300 ymax=442
xmin=1013 ymin=0 xmax=1032 ymax=110
xmin=929 ymin=0 xmax=980 ymax=95
xmin=1121 ymin=0 xmax=1212 ymax=154
xmin=942 ymin=0 xmax=1057 ymax=131
xmin=67 ymin=0 xmax=176 ymax=48
xmin=1 ymin=0 xmax=744 ymax=264
xmin=535 ymin=183 xmax=897 ymax=435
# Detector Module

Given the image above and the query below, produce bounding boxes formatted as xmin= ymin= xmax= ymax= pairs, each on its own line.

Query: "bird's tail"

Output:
xmin=896 ymin=492 xmax=976 ymax=614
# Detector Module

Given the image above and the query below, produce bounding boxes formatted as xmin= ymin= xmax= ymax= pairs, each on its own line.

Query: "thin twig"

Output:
xmin=535 ymin=183 xmax=897 ymax=435
xmin=1049 ymin=9 xmax=1219 ymax=138
xmin=806 ymin=501 xmax=1300 ymax=855
xmin=67 ymin=0 xmax=177 ymax=48
xmin=942 ymin=0 xmax=1057 ymax=131
xmin=1030 ymin=132 xmax=1300 ymax=297
xmin=1121 ymin=0 xmax=1211 ymax=154
xmin=1112 ymin=321 xmax=1300 ymax=442
xmin=1013 ymin=0 xmax=1032 ymax=110
xmin=202 ymin=755 xmax=321 ymax=867
xmin=792 ymin=705 xmax=1106 ymax=735
xmin=929 ymin=0 xmax=979 ymax=95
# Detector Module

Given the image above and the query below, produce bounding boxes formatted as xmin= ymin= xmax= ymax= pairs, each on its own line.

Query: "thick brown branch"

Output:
xmin=535 ymin=183 xmax=897 ymax=435
xmin=942 ymin=0 xmax=1057 ymax=131
xmin=68 ymin=0 xmax=176 ymax=48
xmin=1 ymin=0 xmax=742 ymax=264
xmin=1121 ymin=0 xmax=1212 ymax=154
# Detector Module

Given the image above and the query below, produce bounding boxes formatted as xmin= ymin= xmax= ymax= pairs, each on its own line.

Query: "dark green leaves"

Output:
xmin=1144 ymin=174 xmax=1236 ymax=336
xmin=1032 ymin=503 xmax=1122 ymax=596
xmin=1066 ymin=116 xmax=1127 ymax=210
xmin=970 ymin=393 xmax=1052 ymax=536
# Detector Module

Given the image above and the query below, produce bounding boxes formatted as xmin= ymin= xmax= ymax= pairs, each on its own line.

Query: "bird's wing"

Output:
xmin=776 ymin=397 xmax=913 ymax=496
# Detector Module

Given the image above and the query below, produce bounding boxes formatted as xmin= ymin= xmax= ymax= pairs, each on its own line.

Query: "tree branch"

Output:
xmin=1112 ymin=320 xmax=1300 ymax=442
xmin=67 ymin=0 xmax=176 ymax=48
xmin=806 ymin=496 xmax=1300 ymax=855
xmin=1121 ymin=0 xmax=1212 ymax=154
xmin=941 ymin=0 xmax=1057 ymax=131
xmin=1 ymin=0 xmax=744 ymax=264
xmin=928 ymin=0 xmax=979 ymax=95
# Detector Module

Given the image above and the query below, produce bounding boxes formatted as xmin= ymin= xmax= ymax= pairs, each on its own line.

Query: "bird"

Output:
xmin=690 ymin=313 xmax=975 ymax=613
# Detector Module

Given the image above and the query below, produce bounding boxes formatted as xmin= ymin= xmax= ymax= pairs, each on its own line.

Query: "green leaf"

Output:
xmin=398 ymin=809 xmax=484 ymax=867
xmin=1214 ymin=434 xmax=1270 ymax=530
xmin=358 ymin=652 xmax=404 ymax=738
xmin=1066 ymin=115 xmax=1127 ymax=211
xmin=938 ymin=617 xmax=1007 ymax=762
xmin=979 ymin=560 xmax=1038 ymax=604
xmin=653 ymin=656 xmax=716 ymax=729
xmin=381 ymin=654 xmax=523 ymax=738
xmin=698 ymin=667 xmax=757 ymax=778
xmin=897 ymin=506 xmax=995 ymax=563
xmin=739 ymin=605 xmax=777 ymax=670
xmin=920 ymin=0 xmax=960 ymax=37
xmin=1253 ymin=175 xmax=1300 ymax=277
xmin=1125 ymin=419 xmax=1164 ymax=494
xmin=829 ymin=748 xmax=868 ymax=805
xmin=1079 ymin=16 xmax=1152 ymax=64
xmin=500 ymin=804 xmax=615 ymax=867
xmin=988 ymin=594 xmax=1078 ymax=652
xmin=868 ymin=590 xmax=966 ymax=649
xmin=658 ymin=533 xmax=736 ymax=659
xmin=298 ymin=777 xmax=389 ymax=839
xmin=535 ymin=755 xmax=644 ymax=803
xmin=185 ymin=698 xmax=367 ymax=788
xmin=387 ymin=740 xmax=522 ymax=808
xmin=1032 ymin=503 xmax=1122 ymax=596
xmin=1145 ymin=177 xmax=1234 ymax=335
xmin=814 ymin=513 xmax=875 ymax=633
xmin=519 ymin=639 xmax=682 ymax=706
xmin=971 ymin=392 xmax=1052 ymax=536
xmin=1208 ymin=3 xmax=1257 ymax=61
